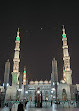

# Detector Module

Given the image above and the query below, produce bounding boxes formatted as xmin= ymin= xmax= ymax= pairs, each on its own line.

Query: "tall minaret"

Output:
xmin=4 ymin=59 xmax=10 ymax=90
xmin=12 ymin=28 xmax=20 ymax=85
xmin=23 ymin=66 xmax=27 ymax=97
xmin=62 ymin=25 xmax=72 ymax=84
xmin=51 ymin=58 xmax=58 ymax=87
xmin=23 ymin=67 xmax=26 ymax=86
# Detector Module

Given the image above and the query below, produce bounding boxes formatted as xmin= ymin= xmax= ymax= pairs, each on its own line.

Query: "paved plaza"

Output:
xmin=0 ymin=107 xmax=79 ymax=111
xmin=25 ymin=107 xmax=79 ymax=111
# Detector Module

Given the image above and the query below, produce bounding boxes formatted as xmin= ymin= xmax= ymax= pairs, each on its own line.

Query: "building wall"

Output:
xmin=28 ymin=84 xmax=51 ymax=102
xmin=57 ymin=83 xmax=71 ymax=100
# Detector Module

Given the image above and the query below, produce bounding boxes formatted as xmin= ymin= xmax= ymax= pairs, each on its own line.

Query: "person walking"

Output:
xmin=17 ymin=102 xmax=24 ymax=111
xmin=8 ymin=102 xmax=13 ymax=111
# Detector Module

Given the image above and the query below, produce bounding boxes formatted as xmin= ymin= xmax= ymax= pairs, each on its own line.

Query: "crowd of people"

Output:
xmin=1 ymin=100 xmax=28 ymax=111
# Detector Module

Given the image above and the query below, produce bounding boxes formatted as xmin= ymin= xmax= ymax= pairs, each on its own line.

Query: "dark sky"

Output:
xmin=0 ymin=1 xmax=79 ymax=84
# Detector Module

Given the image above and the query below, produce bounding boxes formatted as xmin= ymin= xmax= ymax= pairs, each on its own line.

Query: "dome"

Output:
xmin=29 ymin=81 xmax=34 ymax=84
xmin=39 ymin=80 xmax=44 ymax=84
xmin=49 ymin=80 xmax=51 ymax=84
xmin=34 ymin=81 xmax=39 ymax=84
xmin=44 ymin=80 xmax=49 ymax=84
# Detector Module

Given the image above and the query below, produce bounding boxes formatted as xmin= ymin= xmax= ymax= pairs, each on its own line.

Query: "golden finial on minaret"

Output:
xmin=17 ymin=28 xmax=20 ymax=37
xmin=62 ymin=25 xmax=65 ymax=35
xmin=18 ymin=28 xmax=19 ymax=32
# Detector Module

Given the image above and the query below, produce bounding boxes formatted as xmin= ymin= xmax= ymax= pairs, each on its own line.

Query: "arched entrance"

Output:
xmin=62 ymin=89 xmax=67 ymax=101
xmin=35 ymin=88 xmax=42 ymax=107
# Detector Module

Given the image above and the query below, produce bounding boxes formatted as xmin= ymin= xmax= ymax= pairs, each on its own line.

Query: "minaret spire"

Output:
xmin=12 ymin=28 xmax=20 ymax=85
xmin=18 ymin=28 xmax=19 ymax=32
xmin=17 ymin=28 xmax=19 ymax=37
xmin=62 ymin=25 xmax=65 ymax=35
xmin=62 ymin=25 xmax=72 ymax=84
xmin=62 ymin=25 xmax=66 ymax=38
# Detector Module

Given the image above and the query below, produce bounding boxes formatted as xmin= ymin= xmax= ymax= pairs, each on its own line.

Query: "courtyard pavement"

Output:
xmin=0 ymin=106 xmax=79 ymax=111
xmin=25 ymin=107 xmax=79 ymax=111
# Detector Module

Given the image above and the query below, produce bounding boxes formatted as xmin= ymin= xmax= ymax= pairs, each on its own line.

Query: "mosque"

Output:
xmin=0 ymin=26 xmax=78 ymax=107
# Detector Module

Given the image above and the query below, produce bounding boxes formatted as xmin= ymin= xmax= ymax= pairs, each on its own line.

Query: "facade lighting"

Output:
xmin=51 ymin=90 xmax=53 ymax=93
xmin=37 ymin=90 xmax=40 ymax=94
xmin=7 ymin=83 xmax=9 ymax=87
xmin=52 ymin=88 xmax=55 ymax=91
xmin=53 ymin=82 xmax=55 ymax=85
xmin=18 ymin=89 xmax=22 ymax=91
xmin=3 ymin=83 xmax=4 ymax=86
xmin=25 ymin=91 xmax=28 ymax=94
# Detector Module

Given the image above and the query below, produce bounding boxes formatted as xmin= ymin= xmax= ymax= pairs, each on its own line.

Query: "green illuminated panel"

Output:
xmin=12 ymin=74 xmax=17 ymax=84
xmin=63 ymin=69 xmax=65 ymax=72
xmin=24 ymin=71 xmax=26 ymax=73
xmin=62 ymin=34 xmax=66 ymax=38
xmin=16 ymin=37 xmax=20 ymax=41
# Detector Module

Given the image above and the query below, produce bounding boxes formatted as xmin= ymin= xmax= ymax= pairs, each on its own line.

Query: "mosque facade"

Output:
xmin=0 ymin=26 xmax=78 ymax=106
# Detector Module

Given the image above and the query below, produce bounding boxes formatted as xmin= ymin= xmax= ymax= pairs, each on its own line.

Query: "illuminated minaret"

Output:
xmin=23 ymin=67 xmax=26 ymax=86
xmin=12 ymin=28 xmax=20 ymax=85
xmin=4 ymin=59 xmax=10 ymax=90
xmin=51 ymin=58 xmax=58 ymax=87
xmin=62 ymin=25 xmax=72 ymax=84
xmin=23 ymin=66 xmax=26 ymax=96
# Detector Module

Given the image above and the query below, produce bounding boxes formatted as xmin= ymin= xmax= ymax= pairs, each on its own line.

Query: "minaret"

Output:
xmin=23 ymin=66 xmax=27 ymax=97
xmin=62 ymin=25 xmax=72 ymax=84
xmin=4 ymin=59 xmax=10 ymax=90
xmin=23 ymin=67 xmax=26 ymax=86
xmin=51 ymin=58 xmax=58 ymax=87
xmin=12 ymin=28 xmax=20 ymax=85
xmin=19 ymin=72 xmax=23 ymax=89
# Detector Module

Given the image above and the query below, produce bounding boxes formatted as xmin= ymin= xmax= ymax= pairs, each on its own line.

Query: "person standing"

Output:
xmin=8 ymin=102 xmax=13 ymax=111
xmin=17 ymin=102 xmax=24 ymax=111
xmin=25 ymin=101 xmax=27 ymax=108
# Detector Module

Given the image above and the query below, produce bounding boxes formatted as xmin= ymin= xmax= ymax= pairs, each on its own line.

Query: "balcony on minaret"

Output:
xmin=15 ymin=47 xmax=20 ymax=51
xmin=13 ymin=58 xmax=20 ymax=62
xmin=16 ymin=36 xmax=20 ymax=41
xmin=13 ymin=67 xmax=19 ymax=73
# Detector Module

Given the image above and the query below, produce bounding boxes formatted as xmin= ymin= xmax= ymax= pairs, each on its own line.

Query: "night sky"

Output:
xmin=0 ymin=1 xmax=79 ymax=84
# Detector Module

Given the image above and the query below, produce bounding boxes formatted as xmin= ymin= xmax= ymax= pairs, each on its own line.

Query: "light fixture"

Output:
xmin=3 ymin=83 xmax=4 ymax=86
xmin=7 ymin=83 xmax=9 ymax=87
xmin=25 ymin=91 xmax=28 ymax=94
xmin=52 ymin=88 xmax=55 ymax=91
xmin=18 ymin=89 xmax=22 ymax=91
xmin=37 ymin=90 xmax=40 ymax=94
xmin=51 ymin=90 xmax=53 ymax=93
